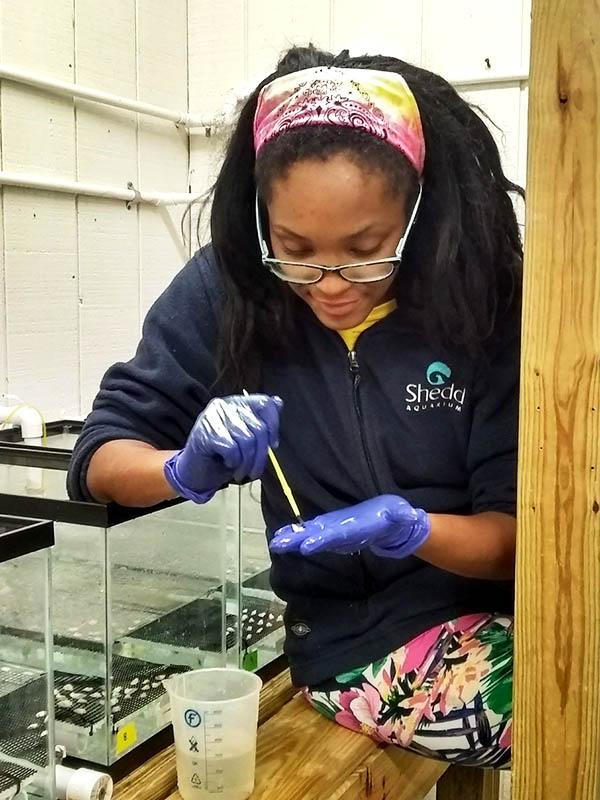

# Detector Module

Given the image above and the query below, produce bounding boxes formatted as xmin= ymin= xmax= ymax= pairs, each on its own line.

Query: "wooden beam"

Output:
xmin=250 ymin=694 xmax=383 ymax=798
xmin=328 ymin=747 xmax=447 ymax=800
xmin=436 ymin=765 xmax=500 ymax=800
xmin=513 ymin=0 xmax=600 ymax=798
xmin=114 ymin=745 xmax=176 ymax=800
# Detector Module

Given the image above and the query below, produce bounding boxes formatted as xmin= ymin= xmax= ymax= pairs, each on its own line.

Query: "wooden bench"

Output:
xmin=114 ymin=669 xmax=502 ymax=800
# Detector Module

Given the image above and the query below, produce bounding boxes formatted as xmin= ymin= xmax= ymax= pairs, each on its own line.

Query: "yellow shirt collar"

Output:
xmin=338 ymin=299 xmax=397 ymax=351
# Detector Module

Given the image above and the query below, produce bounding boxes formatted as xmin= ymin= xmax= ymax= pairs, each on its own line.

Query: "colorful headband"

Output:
xmin=253 ymin=66 xmax=425 ymax=177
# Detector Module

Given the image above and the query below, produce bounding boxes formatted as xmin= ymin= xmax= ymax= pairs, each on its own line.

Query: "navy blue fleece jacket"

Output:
xmin=68 ymin=246 xmax=519 ymax=687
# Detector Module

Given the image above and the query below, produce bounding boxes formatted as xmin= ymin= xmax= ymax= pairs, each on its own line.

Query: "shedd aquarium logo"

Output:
xmin=405 ymin=361 xmax=467 ymax=413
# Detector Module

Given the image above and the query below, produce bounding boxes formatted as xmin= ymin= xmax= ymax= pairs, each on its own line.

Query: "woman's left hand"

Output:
xmin=269 ymin=495 xmax=431 ymax=558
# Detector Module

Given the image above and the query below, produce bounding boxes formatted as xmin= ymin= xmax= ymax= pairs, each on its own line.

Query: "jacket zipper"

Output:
xmin=348 ymin=349 xmax=382 ymax=495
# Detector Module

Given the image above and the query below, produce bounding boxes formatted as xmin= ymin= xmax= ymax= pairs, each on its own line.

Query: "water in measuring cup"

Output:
xmin=176 ymin=750 xmax=255 ymax=800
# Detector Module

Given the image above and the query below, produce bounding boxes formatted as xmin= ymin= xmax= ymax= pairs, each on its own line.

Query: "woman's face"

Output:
xmin=267 ymin=153 xmax=408 ymax=330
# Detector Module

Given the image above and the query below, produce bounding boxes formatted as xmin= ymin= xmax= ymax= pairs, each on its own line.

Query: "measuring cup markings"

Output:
xmin=190 ymin=710 xmax=225 ymax=791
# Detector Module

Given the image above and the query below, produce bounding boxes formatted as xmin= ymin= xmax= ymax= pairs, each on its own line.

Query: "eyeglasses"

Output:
xmin=255 ymin=183 xmax=422 ymax=285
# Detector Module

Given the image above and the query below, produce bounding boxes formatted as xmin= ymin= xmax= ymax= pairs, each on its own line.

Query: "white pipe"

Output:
xmin=0 ymin=171 xmax=204 ymax=206
xmin=0 ymin=63 xmax=527 ymax=133
xmin=0 ymin=63 xmax=219 ymax=129
xmin=0 ymin=404 xmax=43 ymax=439
xmin=55 ymin=765 xmax=113 ymax=800
xmin=450 ymin=71 xmax=529 ymax=88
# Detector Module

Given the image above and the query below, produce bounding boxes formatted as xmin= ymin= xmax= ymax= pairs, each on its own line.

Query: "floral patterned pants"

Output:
xmin=303 ymin=613 xmax=513 ymax=768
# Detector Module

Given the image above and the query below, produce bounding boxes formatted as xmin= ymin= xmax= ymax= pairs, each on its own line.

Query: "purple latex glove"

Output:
xmin=269 ymin=495 xmax=430 ymax=558
xmin=164 ymin=394 xmax=282 ymax=503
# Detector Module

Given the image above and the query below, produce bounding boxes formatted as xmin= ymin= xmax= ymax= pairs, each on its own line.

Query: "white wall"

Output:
xmin=188 ymin=0 xmax=531 ymax=201
xmin=0 ymin=0 xmax=190 ymax=418
xmin=0 ymin=0 xmax=530 ymax=421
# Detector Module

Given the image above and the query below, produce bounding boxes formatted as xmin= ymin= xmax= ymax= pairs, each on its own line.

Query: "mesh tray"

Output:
xmin=0 ymin=672 xmax=49 ymax=769
xmin=54 ymin=657 xmax=189 ymax=729
xmin=239 ymin=596 xmax=285 ymax=649
xmin=127 ymin=595 xmax=285 ymax=652
xmin=125 ymin=598 xmax=235 ymax=651
xmin=0 ymin=760 xmax=37 ymax=798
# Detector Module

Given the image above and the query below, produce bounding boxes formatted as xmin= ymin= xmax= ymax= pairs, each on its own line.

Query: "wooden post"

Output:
xmin=513 ymin=0 xmax=600 ymax=798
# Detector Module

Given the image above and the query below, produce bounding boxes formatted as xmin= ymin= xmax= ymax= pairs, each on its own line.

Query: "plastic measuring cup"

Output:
xmin=164 ymin=668 xmax=262 ymax=800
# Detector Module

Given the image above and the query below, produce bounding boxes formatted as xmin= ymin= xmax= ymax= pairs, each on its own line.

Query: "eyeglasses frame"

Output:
xmin=254 ymin=181 xmax=423 ymax=285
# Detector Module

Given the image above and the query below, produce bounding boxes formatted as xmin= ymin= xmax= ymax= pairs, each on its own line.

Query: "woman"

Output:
xmin=68 ymin=45 xmax=522 ymax=767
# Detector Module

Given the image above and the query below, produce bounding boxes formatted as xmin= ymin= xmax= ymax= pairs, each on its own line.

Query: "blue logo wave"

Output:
xmin=426 ymin=361 xmax=452 ymax=385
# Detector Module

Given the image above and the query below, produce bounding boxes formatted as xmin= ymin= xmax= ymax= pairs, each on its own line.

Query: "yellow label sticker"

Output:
xmin=116 ymin=722 xmax=138 ymax=755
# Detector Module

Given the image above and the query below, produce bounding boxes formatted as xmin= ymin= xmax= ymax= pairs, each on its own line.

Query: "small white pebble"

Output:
xmin=140 ymin=692 xmax=147 ymax=698
xmin=40 ymin=730 xmax=48 ymax=738
xmin=58 ymin=700 xmax=72 ymax=709
xmin=258 ymin=612 xmax=266 ymax=618
xmin=91 ymin=692 xmax=102 ymax=699
xmin=110 ymin=698 xmax=119 ymax=707
xmin=63 ymin=684 xmax=74 ymax=692
xmin=277 ymin=615 xmax=283 ymax=622
xmin=70 ymin=692 xmax=84 ymax=700
xmin=27 ymin=723 xmax=39 ymax=730
xmin=1 ymin=667 xmax=10 ymax=672
xmin=156 ymin=674 xmax=166 ymax=680
xmin=266 ymin=622 xmax=273 ymax=628
xmin=245 ymin=634 xmax=252 ymax=641
xmin=130 ymin=678 xmax=139 ymax=686
xmin=112 ymin=705 xmax=120 ymax=713
xmin=250 ymin=610 xmax=257 ymax=617
xmin=83 ymin=686 xmax=94 ymax=692
xmin=74 ymin=708 xmax=86 ymax=715
xmin=268 ymin=613 xmax=275 ymax=620
xmin=151 ymin=682 xmax=160 ymax=688
xmin=36 ymin=711 xmax=46 ymax=718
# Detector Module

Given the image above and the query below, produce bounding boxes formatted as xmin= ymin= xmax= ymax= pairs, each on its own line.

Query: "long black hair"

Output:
xmin=208 ymin=45 xmax=523 ymax=392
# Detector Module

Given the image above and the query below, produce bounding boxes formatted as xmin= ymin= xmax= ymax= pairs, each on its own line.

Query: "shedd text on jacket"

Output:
xmin=405 ymin=361 xmax=467 ymax=413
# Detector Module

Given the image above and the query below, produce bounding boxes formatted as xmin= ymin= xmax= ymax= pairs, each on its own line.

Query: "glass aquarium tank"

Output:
xmin=0 ymin=420 xmax=81 ymax=453
xmin=0 ymin=515 xmax=56 ymax=800
xmin=0 ymin=433 xmax=285 ymax=767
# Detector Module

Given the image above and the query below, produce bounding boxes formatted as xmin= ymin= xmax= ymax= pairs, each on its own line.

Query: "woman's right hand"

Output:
xmin=164 ymin=394 xmax=283 ymax=503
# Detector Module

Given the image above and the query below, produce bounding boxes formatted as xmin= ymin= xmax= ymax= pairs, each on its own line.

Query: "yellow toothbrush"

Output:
xmin=243 ymin=390 xmax=303 ymax=524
